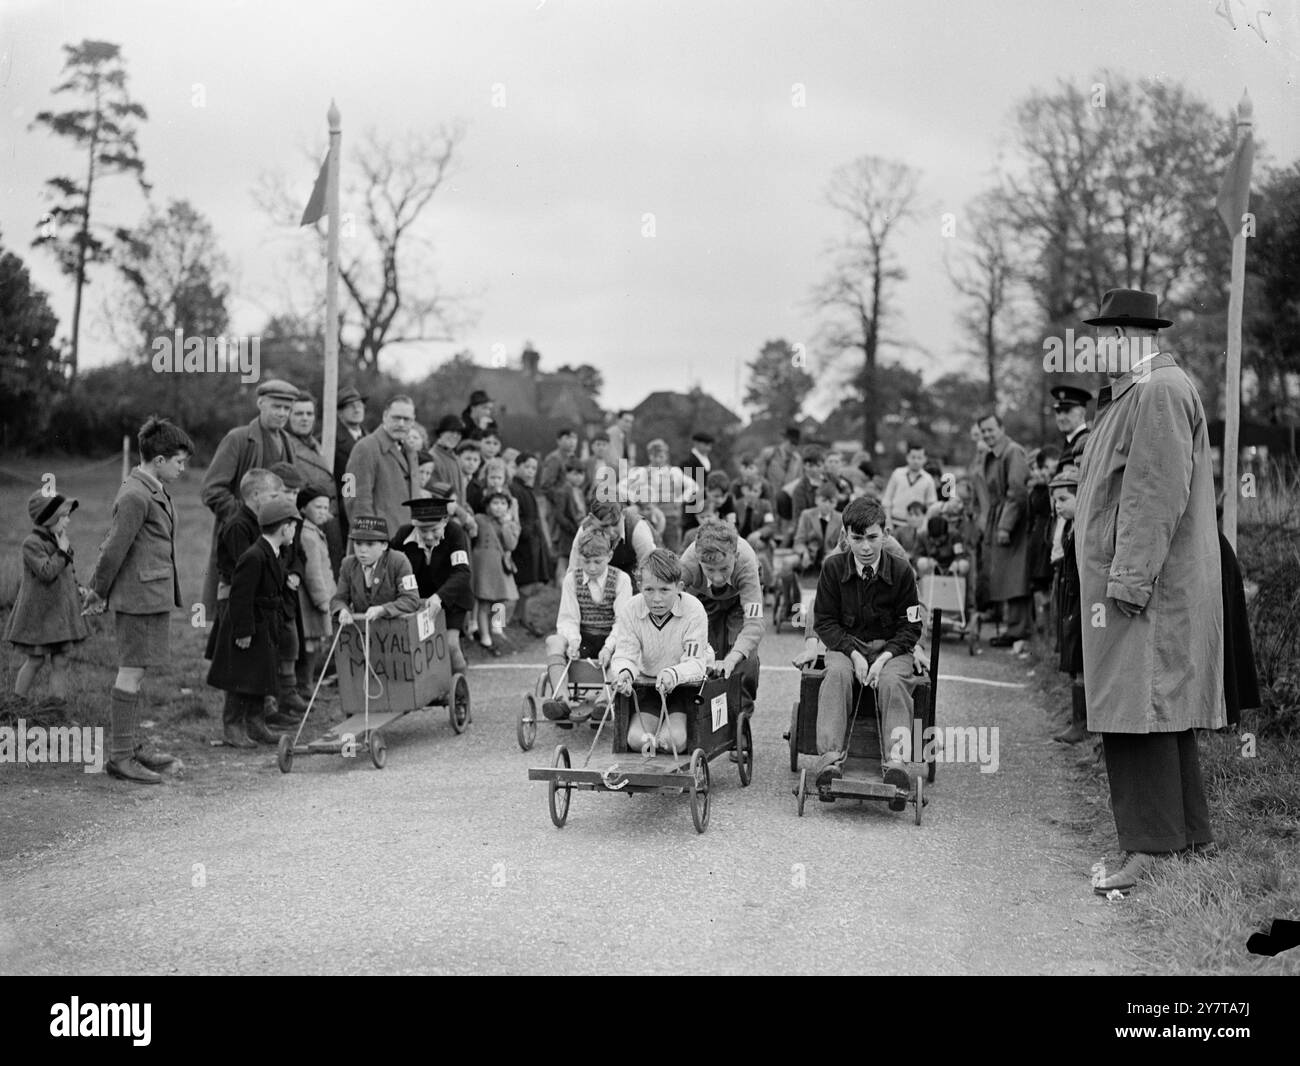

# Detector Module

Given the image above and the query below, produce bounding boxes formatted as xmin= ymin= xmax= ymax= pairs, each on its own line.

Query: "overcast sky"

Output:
xmin=2 ymin=0 xmax=1297 ymax=418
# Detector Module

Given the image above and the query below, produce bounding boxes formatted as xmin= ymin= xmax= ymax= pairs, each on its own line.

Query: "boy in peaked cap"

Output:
xmin=330 ymin=516 xmax=421 ymax=626
xmin=391 ymin=496 xmax=473 ymax=673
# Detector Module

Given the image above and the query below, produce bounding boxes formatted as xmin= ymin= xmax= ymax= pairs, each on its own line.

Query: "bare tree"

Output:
xmin=811 ymin=156 xmax=921 ymax=453
xmin=255 ymin=124 xmax=475 ymax=378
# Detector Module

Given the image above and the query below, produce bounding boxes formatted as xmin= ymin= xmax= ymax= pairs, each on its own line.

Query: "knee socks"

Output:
xmin=109 ymin=687 xmax=139 ymax=761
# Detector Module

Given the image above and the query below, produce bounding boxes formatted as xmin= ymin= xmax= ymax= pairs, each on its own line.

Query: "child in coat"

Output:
xmin=1048 ymin=465 xmax=1088 ymax=744
xmin=5 ymin=490 xmax=90 ymax=706
xmin=204 ymin=468 xmax=284 ymax=662
xmin=471 ymin=491 xmax=520 ymax=656
xmin=296 ymin=486 xmax=335 ymax=701
xmin=206 ymin=496 xmax=301 ymax=745
xmin=84 ymin=417 xmax=194 ymax=783
xmin=330 ymin=516 xmax=421 ymax=626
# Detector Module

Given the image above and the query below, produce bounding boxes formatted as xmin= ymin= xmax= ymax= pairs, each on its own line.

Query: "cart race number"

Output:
xmin=683 ymin=640 xmax=700 ymax=657
xmin=710 ymin=693 xmax=728 ymax=731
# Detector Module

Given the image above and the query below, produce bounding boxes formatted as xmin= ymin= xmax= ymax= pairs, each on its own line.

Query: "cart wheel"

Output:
xmin=548 ymin=745 xmax=572 ymax=828
xmin=736 ymin=715 xmax=754 ymax=786
xmin=449 ymin=672 xmax=471 ymax=733
xmin=688 ymin=748 xmax=710 ymax=833
xmin=517 ymin=693 xmax=538 ymax=751
xmin=914 ymin=774 xmax=923 ymax=826
xmin=276 ymin=734 xmax=293 ymax=774
xmin=370 ymin=730 xmax=387 ymax=769
xmin=796 ymin=768 xmax=808 ymax=817
xmin=788 ymin=701 xmax=800 ymax=773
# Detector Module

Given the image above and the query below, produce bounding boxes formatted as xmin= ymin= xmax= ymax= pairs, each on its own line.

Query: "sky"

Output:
xmin=2 ymin=0 xmax=1297 ymax=419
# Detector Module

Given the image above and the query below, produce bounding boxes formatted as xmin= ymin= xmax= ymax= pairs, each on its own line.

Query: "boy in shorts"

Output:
xmin=542 ymin=527 xmax=633 ymax=721
xmin=609 ymin=549 xmax=712 ymax=753
xmin=85 ymin=417 xmax=194 ymax=784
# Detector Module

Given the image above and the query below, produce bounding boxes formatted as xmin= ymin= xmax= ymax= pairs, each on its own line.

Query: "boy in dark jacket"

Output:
xmin=1048 ymin=465 xmax=1087 ymax=744
xmin=391 ymin=496 xmax=473 ymax=673
xmin=205 ymin=468 xmax=283 ymax=662
xmin=206 ymin=496 xmax=301 ymax=745
xmin=810 ymin=497 xmax=925 ymax=803
xmin=331 ymin=516 xmax=422 ymax=625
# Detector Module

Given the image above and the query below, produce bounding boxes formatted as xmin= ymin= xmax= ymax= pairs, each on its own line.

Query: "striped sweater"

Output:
xmin=555 ymin=565 xmax=633 ymax=646
xmin=610 ymin=591 xmax=713 ymax=689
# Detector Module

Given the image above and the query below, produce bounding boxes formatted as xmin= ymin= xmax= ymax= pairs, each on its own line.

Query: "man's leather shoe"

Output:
xmin=223 ymin=724 xmax=256 ymax=749
xmin=1093 ymin=851 xmax=1161 ymax=894
xmin=106 ymin=757 xmax=162 ymax=784
xmin=883 ymin=763 xmax=911 ymax=811
xmin=811 ymin=751 xmax=844 ymax=793
xmin=134 ymin=744 xmax=183 ymax=773
xmin=245 ymin=714 xmax=282 ymax=744
xmin=279 ymin=690 xmax=309 ymax=714
xmin=265 ymin=712 xmax=299 ymax=730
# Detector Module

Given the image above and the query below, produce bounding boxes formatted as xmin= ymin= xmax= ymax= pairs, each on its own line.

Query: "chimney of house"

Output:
xmin=521 ymin=341 xmax=540 ymax=378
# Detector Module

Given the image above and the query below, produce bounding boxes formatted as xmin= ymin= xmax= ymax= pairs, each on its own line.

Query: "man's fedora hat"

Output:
xmin=1050 ymin=384 xmax=1093 ymax=411
xmin=338 ymin=385 xmax=368 ymax=408
xmin=349 ymin=516 xmax=391 ymax=542
xmin=1084 ymin=288 xmax=1172 ymax=330
xmin=404 ymin=496 xmax=450 ymax=525
xmin=467 ymin=390 xmax=492 ymax=407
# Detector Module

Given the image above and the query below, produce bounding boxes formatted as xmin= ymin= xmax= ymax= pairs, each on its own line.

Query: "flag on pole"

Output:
xmin=300 ymin=150 xmax=331 ymax=226
xmin=1215 ymin=130 xmax=1255 ymax=236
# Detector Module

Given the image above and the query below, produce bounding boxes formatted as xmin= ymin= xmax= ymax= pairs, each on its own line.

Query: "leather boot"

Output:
xmin=222 ymin=692 xmax=256 ymax=748
xmin=1054 ymin=684 xmax=1090 ymax=744
xmin=244 ymin=694 xmax=283 ymax=744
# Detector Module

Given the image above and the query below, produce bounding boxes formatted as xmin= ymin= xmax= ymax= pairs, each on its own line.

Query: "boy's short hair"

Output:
xmin=740 ymin=474 xmax=764 ymax=493
xmin=905 ymin=441 xmax=926 ymax=454
xmin=906 ymin=500 xmax=926 ymax=515
xmin=454 ymin=440 xmax=481 ymax=455
xmin=577 ymin=527 xmax=612 ymax=558
xmin=842 ymin=497 xmax=886 ymax=534
xmin=588 ymin=500 xmax=622 ymax=525
xmin=556 ymin=426 xmax=577 ymax=440
xmin=516 ymin=451 xmax=537 ymax=465
xmin=693 ymin=518 xmax=738 ymax=565
xmin=482 ymin=490 xmax=512 ymax=510
xmin=639 ymin=548 xmax=682 ymax=585
xmin=800 ymin=446 xmax=824 ymax=465
xmin=239 ymin=467 xmax=283 ymax=502
xmin=138 ymin=416 xmax=194 ymax=461
xmin=705 ymin=470 xmax=730 ymax=494
xmin=592 ymin=432 xmax=610 ymax=443
xmin=816 ymin=480 xmax=839 ymax=501
xmin=564 ymin=458 xmax=586 ymax=474
xmin=1036 ymin=444 xmax=1060 ymax=467
xmin=823 ymin=449 xmax=841 ymax=463
xmin=417 ymin=450 xmax=434 ymax=465
xmin=738 ymin=453 xmax=755 ymax=466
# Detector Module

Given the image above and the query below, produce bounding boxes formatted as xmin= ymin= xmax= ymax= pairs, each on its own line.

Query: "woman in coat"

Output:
xmin=510 ymin=454 xmax=552 ymax=588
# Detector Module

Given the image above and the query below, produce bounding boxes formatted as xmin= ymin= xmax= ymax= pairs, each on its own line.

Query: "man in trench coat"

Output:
xmin=977 ymin=413 xmax=1032 ymax=645
xmin=1074 ymin=288 xmax=1225 ymax=894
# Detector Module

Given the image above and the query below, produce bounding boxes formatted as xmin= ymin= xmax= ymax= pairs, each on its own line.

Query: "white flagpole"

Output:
xmin=1223 ymin=90 xmax=1252 ymax=552
xmin=321 ymin=100 xmax=342 ymax=474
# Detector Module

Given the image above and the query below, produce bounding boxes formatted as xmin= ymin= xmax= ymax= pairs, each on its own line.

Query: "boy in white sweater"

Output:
xmin=609 ymin=549 xmax=713 ymax=753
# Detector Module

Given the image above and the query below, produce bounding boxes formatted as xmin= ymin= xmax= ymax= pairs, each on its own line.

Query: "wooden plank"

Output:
xmin=322 ymin=711 xmax=407 ymax=737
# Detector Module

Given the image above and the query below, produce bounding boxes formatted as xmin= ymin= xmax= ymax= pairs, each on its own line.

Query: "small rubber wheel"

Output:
xmin=517 ymin=693 xmax=538 ymax=751
xmin=276 ymin=734 xmax=293 ymax=774
xmin=736 ymin=715 xmax=754 ymax=786
xmin=789 ymin=701 xmax=800 ymax=773
xmin=548 ymin=745 xmax=572 ymax=828
xmin=914 ymin=774 xmax=923 ymax=826
xmin=370 ymin=731 xmax=387 ymax=770
xmin=796 ymin=768 xmax=808 ymax=817
xmin=449 ymin=672 xmax=471 ymax=733
xmin=688 ymin=748 xmax=711 ymax=833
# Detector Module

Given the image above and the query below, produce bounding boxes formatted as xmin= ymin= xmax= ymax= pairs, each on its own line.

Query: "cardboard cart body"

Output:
xmin=527 ymin=673 xmax=753 ymax=833
xmin=784 ymin=606 xmax=944 ymax=824
xmin=277 ymin=605 xmax=471 ymax=772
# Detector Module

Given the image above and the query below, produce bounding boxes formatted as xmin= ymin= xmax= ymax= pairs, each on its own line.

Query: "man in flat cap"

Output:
xmin=345 ymin=395 xmax=421 ymax=538
xmin=1051 ymin=384 xmax=1093 ymax=470
xmin=333 ymin=385 xmax=369 ymax=545
xmin=200 ymin=379 xmax=300 ymax=614
xmin=1074 ymin=288 xmax=1225 ymax=895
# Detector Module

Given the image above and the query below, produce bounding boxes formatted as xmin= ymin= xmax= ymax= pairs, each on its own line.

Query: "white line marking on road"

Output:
xmin=478 ymin=664 xmax=1026 ymax=688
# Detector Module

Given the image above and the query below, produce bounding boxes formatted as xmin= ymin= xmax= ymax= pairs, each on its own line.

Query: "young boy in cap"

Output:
xmin=5 ymin=490 xmax=89 ymax=706
xmin=330 ymin=516 xmax=421 ymax=626
xmin=1047 ymin=464 xmax=1088 ymax=744
xmin=609 ymin=549 xmax=713 ymax=753
xmin=84 ymin=417 xmax=194 ymax=783
xmin=391 ymin=496 xmax=473 ymax=673
xmin=206 ymin=496 xmax=302 ymax=744
xmin=809 ymin=497 xmax=925 ymax=806
xmin=542 ymin=527 xmax=632 ymax=721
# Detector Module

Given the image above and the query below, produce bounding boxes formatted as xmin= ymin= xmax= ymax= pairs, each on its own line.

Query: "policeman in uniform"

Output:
xmin=1051 ymin=384 xmax=1092 ymax=468
xmin=391 ymin=495 xmax=473 ymax=674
